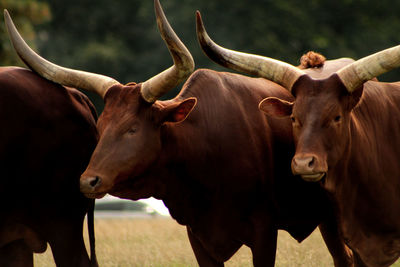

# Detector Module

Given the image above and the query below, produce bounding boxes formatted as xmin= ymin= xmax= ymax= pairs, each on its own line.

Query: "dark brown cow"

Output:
xmin=195 ymin=13 xmax=400 ymax=267
xmin=6 ymin=2 xmax=355 ymax=266
xmin=0 ymin=66 xmax=98 ymax=265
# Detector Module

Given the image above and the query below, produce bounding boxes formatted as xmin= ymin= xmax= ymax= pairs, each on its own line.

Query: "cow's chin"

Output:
xmin=109 ymin=182 xmax=152 ymax=200
xmin=301 ymin=172 xmax=326 ymax=182
xmin=108 ymin=173 xmax=155 ymax=200
xmin=83 ymin=192 xmax=107 ymax=199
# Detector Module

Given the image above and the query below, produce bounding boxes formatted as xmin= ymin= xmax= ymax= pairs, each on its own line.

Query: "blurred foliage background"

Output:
xmin=1 ymin=0 xmax=400 ymax=111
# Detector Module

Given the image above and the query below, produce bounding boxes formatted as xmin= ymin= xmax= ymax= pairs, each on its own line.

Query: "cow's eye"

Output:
xmin=128 ymin=128 xmax=137 ymax=135
xmin=290 ymin=116 xmax=296 ymax=123
xmin=334 ymin=115 xmax=341 ymax=122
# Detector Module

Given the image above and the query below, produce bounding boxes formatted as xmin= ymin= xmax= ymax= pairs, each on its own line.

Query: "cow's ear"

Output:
xmin=259 ymin=97 xmax=293 ymax=117
xmin=161 ymin=97 xmax=197 ymax=124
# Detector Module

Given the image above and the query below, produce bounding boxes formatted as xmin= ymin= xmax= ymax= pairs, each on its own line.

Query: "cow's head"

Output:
xmin=259 ymin=73 xmax=362 ymax=182
xmin=196 ymin=11 xmax=400 ymax=182
xmin=80 ymin=83 xmax=196 ymax=198
xmin=5 ymin=0 xmax=195 ymax=198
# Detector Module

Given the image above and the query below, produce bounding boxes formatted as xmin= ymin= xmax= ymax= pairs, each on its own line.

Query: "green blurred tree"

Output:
xmin=0 ymin=0 xmax=50 ymax=66
xmin=37 ymin=0 xmax=400 ymax=80
xmin=3 ymin=0 xmax=400 ymax=110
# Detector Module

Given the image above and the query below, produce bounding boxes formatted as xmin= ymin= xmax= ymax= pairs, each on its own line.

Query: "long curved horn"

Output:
xmin=195 ymin=11 xmax=305 ymax=91
xmin=337 ymin=45 xmax=400 ymax=92
xmin=4 ymin=10 xmax=119 ymax=98
xmin=140 ymin=0 xmax=195 ymax=103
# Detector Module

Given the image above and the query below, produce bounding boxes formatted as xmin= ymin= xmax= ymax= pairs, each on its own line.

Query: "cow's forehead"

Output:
xmin=294 ymin=75 xmax=344 ymax=100
xmin=97 ymin=85 xmax=144 ymax=130
xmin=104 ymin=84 xmax=142 ymax=107
xmin=292 ymin=75 xmax=346 ymax=115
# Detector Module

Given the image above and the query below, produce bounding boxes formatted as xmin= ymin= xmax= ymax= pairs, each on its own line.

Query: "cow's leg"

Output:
xmin=250 ymin=225 xmax=277 ymax=267
xmin=0 ymin=240 xmax=33 ymax=267
xmin=0 ymin=223 xmax=46 ymax=252
xmin=47 ymin=219 xmax=91 ymax=267
xmin=319 ymin=222 xmax=354 ymax=267
xmin=186 ymin=227 xmax=224 ymax=267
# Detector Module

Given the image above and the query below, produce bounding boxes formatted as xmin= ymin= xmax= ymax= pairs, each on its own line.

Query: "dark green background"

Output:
xmin=2 ymin=0 xmax=400 ymax=111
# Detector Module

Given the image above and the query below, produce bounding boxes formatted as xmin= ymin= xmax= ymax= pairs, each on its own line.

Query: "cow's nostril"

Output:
xmin=89 ymin=176 xmax=100 ymax=188
xmin=308 ymin=157 xmax=315 ymax=168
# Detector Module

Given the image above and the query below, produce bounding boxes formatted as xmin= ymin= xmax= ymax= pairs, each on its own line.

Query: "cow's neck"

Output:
xmin=156 ymin=165 xmax=211 ymax=226
xmin=144 ymin=127 xmax=212 ymax=226
xmin=324 ymin=103 xmax=400 ymax=265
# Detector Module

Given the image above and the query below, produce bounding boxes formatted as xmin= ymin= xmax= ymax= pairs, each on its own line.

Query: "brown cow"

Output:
xmin=5 ymin=2 xmax=355 ymax=266
xmin=195 ymin=12 xmax=400 ymax=267
xmin=0 ymin=66 xmax=98 ymax=265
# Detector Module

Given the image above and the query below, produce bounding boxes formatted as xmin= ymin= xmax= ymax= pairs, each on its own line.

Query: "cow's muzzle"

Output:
xmin=292 ymin=154 xmax=327 ymax=182
xmin=80 ymin=175 xmax=107 ymax=199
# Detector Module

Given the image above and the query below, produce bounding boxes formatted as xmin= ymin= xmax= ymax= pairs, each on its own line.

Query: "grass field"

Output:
xmin=34 ymin=217 xmax=400 ymax=266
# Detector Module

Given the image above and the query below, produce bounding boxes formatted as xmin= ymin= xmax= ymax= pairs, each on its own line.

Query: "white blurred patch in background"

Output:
xmin=94 ymin=195 xmax=170 ymax=218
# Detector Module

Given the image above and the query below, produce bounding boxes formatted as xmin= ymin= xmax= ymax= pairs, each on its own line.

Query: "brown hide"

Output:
xmin=284 ymin=59 xmax=400 ymax=266
xmin=81 ymin=69 xmax=352 ymax=266
xmin=0 ymin=67 xmax=98 ymax=267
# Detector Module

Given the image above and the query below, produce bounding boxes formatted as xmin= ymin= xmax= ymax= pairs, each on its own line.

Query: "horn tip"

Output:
xmin=195 ymin=11 xmax=205 ymax=34
xmin=4 ymin=9 xmax=10 ymax=20
xmin=195 ymin=10 xmax=203 ymax=24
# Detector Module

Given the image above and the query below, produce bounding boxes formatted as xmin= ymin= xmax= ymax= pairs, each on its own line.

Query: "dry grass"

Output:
xmin=34 ymin=217 xmax=400 ymax=266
